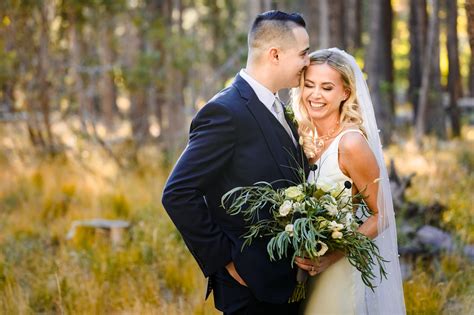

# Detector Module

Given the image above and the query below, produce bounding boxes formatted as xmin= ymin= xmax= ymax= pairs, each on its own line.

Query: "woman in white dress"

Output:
xmin=291 ymin=48 xmax=406 ymax=314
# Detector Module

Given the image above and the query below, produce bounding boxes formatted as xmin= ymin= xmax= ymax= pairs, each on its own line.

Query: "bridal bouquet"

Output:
xmin=221 ymin=171 xmax=387 ymax=302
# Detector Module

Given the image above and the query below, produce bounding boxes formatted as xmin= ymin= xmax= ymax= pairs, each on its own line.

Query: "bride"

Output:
xmin=292 ymin=48 xmax=406 ymax=314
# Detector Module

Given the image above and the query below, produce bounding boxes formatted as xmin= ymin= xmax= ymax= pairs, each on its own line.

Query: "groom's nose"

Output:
xmin=304 ymin=54 xmax=310 ymax=67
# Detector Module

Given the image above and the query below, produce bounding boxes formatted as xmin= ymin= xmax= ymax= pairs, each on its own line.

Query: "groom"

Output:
xmin=162 ymin=10 xmax=310 ymax=314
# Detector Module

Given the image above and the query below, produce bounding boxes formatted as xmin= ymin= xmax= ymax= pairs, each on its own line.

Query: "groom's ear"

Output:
xmin=269 ymin=47 xmax=280 ymax=64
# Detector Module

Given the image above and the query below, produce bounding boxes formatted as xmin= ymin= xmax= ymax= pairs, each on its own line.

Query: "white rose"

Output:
xmin=292 ymin=202 xmax=305 ymax=213
xmin=326 ymin=203 xmax=339 ymax=216
xmin=315 ymin=241 xmax=329 ymax=256
xmin=285 ymin=224 xmax=294 ymax=237
xmin=332 ymin=231 xmax=343 ymax=239
xmin=317 ymin=177 xmax=336 ymax=193
xmin=284 ymin=186 xmax=305 ymax=201
xmin=279 ymin=200 xmax=293 ymax=217
xmin=329 ymin=221 xmax=344 ymax=231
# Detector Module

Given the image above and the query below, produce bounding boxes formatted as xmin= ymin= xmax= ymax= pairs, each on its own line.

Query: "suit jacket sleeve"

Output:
xmin=162 ymin=101 xmax=235 ymax=277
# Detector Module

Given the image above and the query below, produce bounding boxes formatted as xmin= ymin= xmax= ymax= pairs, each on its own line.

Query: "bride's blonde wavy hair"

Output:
xmin=290 ymin=49 xmax=366 ymax=159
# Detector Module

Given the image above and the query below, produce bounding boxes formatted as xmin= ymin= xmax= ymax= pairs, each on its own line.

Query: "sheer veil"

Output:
xmin=327 ymin=48 xmax=406 ymax=314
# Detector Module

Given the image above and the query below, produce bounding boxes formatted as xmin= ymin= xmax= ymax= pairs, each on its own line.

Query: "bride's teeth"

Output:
xmin=310 ymin=101 xmax=325 ymax=108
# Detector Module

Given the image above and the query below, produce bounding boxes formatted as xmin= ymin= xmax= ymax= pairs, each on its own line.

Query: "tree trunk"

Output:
xmin=150 ymin=0 xmax=172 ymax=145
xmin=163 ymin=0 xmax=186 ymax=159
xmin=365 ymin=0 xmax=394 ymax=145
xmin=69 ymin=10 xmax=91 ymax=134
xmin=248 ymin=1 xmax=261 ymax=25
xmin=409 ymin=0 xmax=427 ymax=121
xmin=446 ymin=0 xmax=462 ymax=137
xmin=0 ymin=16 xmax=16 ymax=113
xmin=466 ymin=0 xmax=474 ymax=97
xmin=425 ymin=0 xmax=445 ymax=138
xmin=37 ymin=1 xmax=54 ymax=152
xmin=128 ymin=31 xmax=149 ymax=143
xmin=328 ymin=0 xmax=344 ymax=48
xmin=98 ymin=20 xmax=117 ymax=130
xmin=344 ymin=0 xmax=362 ymax=53
xmin=304 ymin=0 xmax=320 ymax=49
xmin=416 ymin=0 xmax=446 ymax=143
xmin=319 ymin=0 xmax=330 ymax=49
xmin=261 ymin=0 xmax=273 ymax=11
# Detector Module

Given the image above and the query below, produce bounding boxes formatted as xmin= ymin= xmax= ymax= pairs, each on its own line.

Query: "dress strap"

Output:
xmin=333 ymin=128 xmax=366 ymax=145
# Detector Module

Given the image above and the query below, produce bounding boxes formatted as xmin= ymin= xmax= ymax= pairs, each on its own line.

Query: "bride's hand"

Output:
xmin=295 ymin=251 xmax=344 ymax=276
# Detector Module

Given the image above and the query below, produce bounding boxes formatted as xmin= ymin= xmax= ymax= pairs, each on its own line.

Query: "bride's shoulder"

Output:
xmin=338 ymin=128 xmax=376 ymax=174
xmin=338 ymin=128 xmax=369 ymax=154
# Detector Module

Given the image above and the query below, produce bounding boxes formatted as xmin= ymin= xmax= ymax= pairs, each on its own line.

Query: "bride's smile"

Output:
xmin=308 ymin=101 xmax=326 ymax=108
xmin=302 ymin=63 xmax=349 ymax=124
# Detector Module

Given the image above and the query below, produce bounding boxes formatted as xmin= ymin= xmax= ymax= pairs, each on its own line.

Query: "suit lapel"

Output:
xmin=246 ymin=96 xmax=299 ymax=184
xmin=283 ymin=105 xmax=309 ymax=174
xmin=233 ymin=74 xmax=303 ymax=184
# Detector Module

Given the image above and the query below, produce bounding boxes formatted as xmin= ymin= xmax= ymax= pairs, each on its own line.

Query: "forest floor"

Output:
xmin=0 ymin=124 xmax=472 ymax=314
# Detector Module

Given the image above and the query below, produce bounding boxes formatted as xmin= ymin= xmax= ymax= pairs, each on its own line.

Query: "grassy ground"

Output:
xmin=385 ymin=129 xmax=474 ymax=314
xmin=0 ymin=125 xmax=472 ymax=314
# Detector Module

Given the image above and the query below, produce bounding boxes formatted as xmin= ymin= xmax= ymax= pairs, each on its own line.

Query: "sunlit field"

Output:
xmin=0 ymin=124 xmax=472 ymax=314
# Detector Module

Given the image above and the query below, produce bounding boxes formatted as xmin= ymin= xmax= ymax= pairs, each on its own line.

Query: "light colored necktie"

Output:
xmin=273 ymin=98 xmax=297 ymax=147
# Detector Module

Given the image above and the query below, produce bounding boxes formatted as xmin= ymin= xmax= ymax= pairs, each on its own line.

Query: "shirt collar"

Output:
xmin=239 ymin=69 xmax=276 ymax=111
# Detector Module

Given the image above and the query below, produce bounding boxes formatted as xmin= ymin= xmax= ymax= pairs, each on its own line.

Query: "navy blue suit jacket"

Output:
xmin=162 ymin=74 xmax=309 ymax=305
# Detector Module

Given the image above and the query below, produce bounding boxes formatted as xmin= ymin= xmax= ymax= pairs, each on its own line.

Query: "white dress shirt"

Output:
xmin=239 ymin=69 xmax=278 ymax=120
xmin=239 ymin=69 xmax=297 ymax=146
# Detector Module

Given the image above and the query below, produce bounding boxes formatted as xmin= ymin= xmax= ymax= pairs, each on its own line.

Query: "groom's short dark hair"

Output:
xmin=252 ymin=10 xmax=306 ymax=30
xmin=248 ymin=11 xmax=306 ymax=52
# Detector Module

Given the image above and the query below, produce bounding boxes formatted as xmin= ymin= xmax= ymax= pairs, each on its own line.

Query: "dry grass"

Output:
xmin=385 ymin=128 xmax=474 ymax=315
xmin=0 ymin=125 xmax=218 ymax=314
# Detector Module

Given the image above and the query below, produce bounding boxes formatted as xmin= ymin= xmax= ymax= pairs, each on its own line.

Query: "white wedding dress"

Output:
xmin=302 ymin=129 xmax=368 ymax=315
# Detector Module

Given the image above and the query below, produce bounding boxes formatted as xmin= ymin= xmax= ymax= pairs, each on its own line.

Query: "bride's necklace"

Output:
xmin=314 ymin=122 xmax=341 ymax=152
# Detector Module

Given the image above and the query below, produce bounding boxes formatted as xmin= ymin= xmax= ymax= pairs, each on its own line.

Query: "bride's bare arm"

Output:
xmin=339 ymin=131 xmax=380 ymax=239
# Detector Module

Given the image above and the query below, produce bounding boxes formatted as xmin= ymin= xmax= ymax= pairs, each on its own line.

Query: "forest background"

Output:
xmin=0 ymin=0 xmax=473 ymax=314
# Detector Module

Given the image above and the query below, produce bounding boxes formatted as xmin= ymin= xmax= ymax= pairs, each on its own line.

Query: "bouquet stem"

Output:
xmin=288 ymin=267 xmax=308 ymax=303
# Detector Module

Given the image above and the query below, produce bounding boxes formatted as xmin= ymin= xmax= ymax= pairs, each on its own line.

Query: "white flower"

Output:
xmin=317 ymin=177 xmax=337 ymax=193
xmin=326 ymin=202 xmax=339 ymax=216
xmin=338 ymin=195 xmax=352 ymax=212
xmin=344 ymin=212 xmax=354 ymax=228
xmin=279 ymin=200 xmax=293 ymax=217
xmin=292 ymin=202 xmax=305 ymax=213
xmin=318 ymin=218 xmax=330 ymax=229
xmin=314 ymin=241 xmax=329 ymax=256
xmin=329 ymin=221 xmax=344 ymax=231
xmin=332 ymin=231 xmax=343 ymax=239
xmin=330 ymin=182 xmax=345 ymax=197
xmin=285 ymin=224 xmax=294 ymax=237
xmin=322 ymin=194 xmax=337 ymax=205
xmin=284 ymin=186 xmax=305 ymax=201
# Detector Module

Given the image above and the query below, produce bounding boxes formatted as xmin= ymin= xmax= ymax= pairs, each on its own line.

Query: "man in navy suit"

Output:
xmin=162 ymin=10 xmax=310 ymax=314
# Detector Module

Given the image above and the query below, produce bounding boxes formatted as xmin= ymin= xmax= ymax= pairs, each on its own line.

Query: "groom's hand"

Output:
xmin=225 ymin=262 xmax=248 ymax=287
